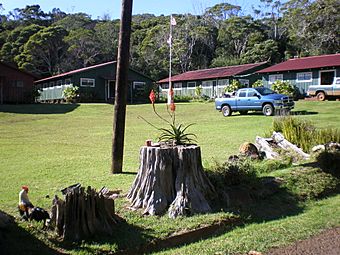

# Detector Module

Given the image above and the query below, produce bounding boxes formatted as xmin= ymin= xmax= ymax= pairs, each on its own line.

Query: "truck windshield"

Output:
xmin=255 ymin=87 xmax=276 ymax=95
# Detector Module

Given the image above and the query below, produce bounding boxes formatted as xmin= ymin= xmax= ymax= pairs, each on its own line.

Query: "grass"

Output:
xmin=0 ymin=100 xmax=340 ymax=254
xmin=154 ymin=195 xmax=340 ymax=255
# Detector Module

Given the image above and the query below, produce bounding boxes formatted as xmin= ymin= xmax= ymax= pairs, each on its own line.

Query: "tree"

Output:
xmin=253 ymin=0 xmax=285 ymax=40
xmin=95 ymin=20 xmax=120 ymax=62
xmin=212 ymin=16 xmax=265 ymax=66
xmin=241 ymin=39 xmax=280 ymax=63
xmin=8 ymin=5 xmax=48 ymax=26
xmin=0 ymin=24 xmax=43 ymax=64
xmin=54 ymin=13 xmax=93 ymax=31
xmin=16 ymin=26 xmax=68 ymax=76
xmin=282 ymin=0 xmax=340 ymax=56
xmin=204 ymin=3 xmax=241 ymax=28
xmin=173 ymin=14 xmax=216 ymax=72
xmin=64 ymin=28 xmax=101 ymax=68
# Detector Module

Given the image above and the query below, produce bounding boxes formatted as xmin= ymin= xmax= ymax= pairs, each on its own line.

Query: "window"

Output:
xmin=133 ymin=81 xmax=145 ymax=91
xmin=173 ymin=82 xmax=182 ymax=90
xmin=80 ymin=78 xmax=95 ymax=87
xmin=296 ymin=72 xmax=312 ymax=82
xmin=239 ymin=91 xmax=247 ymax=97
xmin=247 ymin=90 xmax=258 ymax=97
xmin=11 ymin=80 xmax=24 ymax=87
xmin=187 ymin=82 xmax=196 ymax=88
xmin=65 ymin=78 xmax=71 ymax=85
xmin=239 ymin=79 xmax=249 ymax=87
xmin=161 ymin=83 xmax=169 ymax=90
xmin=217 ymin=79 xmax=229 ymax=86
xmin=202 ymin=81 xmax=213 ymax=87
xmin=269 ymin=74 xmax=283 ymax=84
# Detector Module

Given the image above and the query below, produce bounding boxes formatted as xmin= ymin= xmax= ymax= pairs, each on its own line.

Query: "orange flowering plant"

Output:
xmin=141 ymin=89 xmax=196 ymax=146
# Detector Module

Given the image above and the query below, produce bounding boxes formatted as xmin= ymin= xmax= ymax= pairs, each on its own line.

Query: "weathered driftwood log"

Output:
xmin=51 ymin=185 xmax=120 ymax=241
xmin=255 ymin=136 xmax=279 ymax=159
xmin=272 ymin=132 xmax=310 ymax=159
xmin=127 ymin=145 xmax=215 ymax=218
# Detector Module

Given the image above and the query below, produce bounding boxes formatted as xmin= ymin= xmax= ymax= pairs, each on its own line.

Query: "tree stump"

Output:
xmin=127 ymin=145 xmax=215 ymax=218
xmin=51 ymin=185 xmax=120 ymax=241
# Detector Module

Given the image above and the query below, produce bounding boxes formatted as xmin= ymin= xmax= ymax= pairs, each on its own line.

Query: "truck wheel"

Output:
xmin=239 ymin=111 xmax=248 ymax=115
xmin=222 ymin=105 xmax=232 ymax=117
xmin=316 ymin=91 xmax=326 ymax=101
xmin=262 ymin=104 xmax=274 ymax=116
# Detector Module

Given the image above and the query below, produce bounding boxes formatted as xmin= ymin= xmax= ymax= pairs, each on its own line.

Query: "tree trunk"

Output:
xmin=51 ymin=185 xmax=120 ymax=241
xmin=127 ymin=145 xmax=215 ymax=218
xmin=111 ymin=0 xmax=133 ymax=174
xmin=272 ymin=132 xmax=310 ymax=159
xmin=255 ymin=136 xmax=279 ymax=159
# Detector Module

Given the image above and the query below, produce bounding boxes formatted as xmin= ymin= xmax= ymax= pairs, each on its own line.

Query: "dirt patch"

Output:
xmin=266 ymin=227 xmax=340 ymax=255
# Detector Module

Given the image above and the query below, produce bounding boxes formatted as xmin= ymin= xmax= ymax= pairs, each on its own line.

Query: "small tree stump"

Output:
xmin=127 ymin=145 xmax=215 ymax=218
xmin=51 ymin=185 xmax=120 ymax=241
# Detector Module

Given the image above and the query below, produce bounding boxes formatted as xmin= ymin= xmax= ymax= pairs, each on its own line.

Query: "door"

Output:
xmin=334 ymin=78 xmax=340 ymax=96
xmin=106 ymin=80 xmax=115 ymax=101
xmin=246 ymin=89 xmax=262 ymax=110
xmin=320 ymin=70 xmax=335 ymax=96
xmin=320 ymin=71 xmax=335 ymax=85
xmin=236 ymin=90 xmax=248 ymax=110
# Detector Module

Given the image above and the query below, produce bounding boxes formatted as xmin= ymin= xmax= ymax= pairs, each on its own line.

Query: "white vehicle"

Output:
xmin=307 ymin=78 xmax=340 ymax=101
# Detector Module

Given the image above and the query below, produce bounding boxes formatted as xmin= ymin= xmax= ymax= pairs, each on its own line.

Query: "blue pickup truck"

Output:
xmin=215 ymin=87 xmax=294 ymax=117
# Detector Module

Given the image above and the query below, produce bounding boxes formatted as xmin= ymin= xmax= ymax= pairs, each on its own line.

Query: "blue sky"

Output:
xmin=0 ymin=0 xmax=261 ymax=19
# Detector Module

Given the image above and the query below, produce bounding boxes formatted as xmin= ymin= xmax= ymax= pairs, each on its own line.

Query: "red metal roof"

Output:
xmin=157 ymin=62 xmax=267 ymax=83
xmin=35 ymin=61 xmax=116 ymax=83
xmin=257 ymin=54 xmax=340 ymax=73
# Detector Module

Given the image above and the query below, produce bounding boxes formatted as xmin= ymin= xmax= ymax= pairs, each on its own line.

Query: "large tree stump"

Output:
xmin=51 ymin=185 xmax=120 ymax=241
xmin=127 ymin=145 xmax=215 ymax=218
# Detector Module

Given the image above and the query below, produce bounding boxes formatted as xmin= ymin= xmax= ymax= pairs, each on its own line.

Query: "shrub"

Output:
xmin=314 ymin=128 xmax=340 ymax=145
xmin=271 ymin=116 xmax=315 ymax=152
xmin=252 ymin=157 xmax=293 ymax=174
xmin=63 ymin=86 xmax=79 ymax=102
xmin=251 ymin=80 xmax=263 ymax=87
xmin=316 ymin=150 xmax=340 ymax=178
xmin=270 ymin=116 xmax=340 ymax=152
xmin=283 ymin=168 xmax=339 ymax=200
xmin=224 ymin=80 xmax=241 ymax=93
xmin=207 ymin=159 xmax=259 ymax=189
xmin=195 ymin=85 xmax=202 ymax=98
xmin=32 ymin=87 xmax=41 ymax=100
xmin=174 ymin=95 xmax=193 ymax=102
xmin=271 ymin=80 xmax=295 ymax=96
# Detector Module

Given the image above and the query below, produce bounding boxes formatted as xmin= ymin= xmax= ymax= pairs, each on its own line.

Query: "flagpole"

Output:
xmin=168 ymin=15 xmax=172 ymax=105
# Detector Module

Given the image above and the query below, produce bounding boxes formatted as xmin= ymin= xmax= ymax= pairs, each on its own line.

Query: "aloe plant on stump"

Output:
xmin=127 ymin=89 xmax=215 ymax=218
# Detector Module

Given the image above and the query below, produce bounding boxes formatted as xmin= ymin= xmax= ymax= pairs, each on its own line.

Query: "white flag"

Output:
xmin=167 ymin=35 xmax=172 ymax=45
xmin=170 ymin=16 xmax=176 ymax=26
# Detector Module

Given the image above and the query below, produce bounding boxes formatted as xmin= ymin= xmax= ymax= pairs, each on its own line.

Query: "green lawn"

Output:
xmin=0 ymin=100 xmax=339 ymax=254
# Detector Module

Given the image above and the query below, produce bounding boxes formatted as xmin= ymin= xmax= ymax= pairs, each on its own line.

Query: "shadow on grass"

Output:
xmin=0 ymin=211 xmax=60 ymax=255
xmin=239 ymin=186 xmax=303 ymax=222
xmin=231 ymin=110 xmax=318 ymax=117
xmin=116 ymin=171 xmax=137 ymax=175
xmin=51 ymin=219 xmax=152 ymax=255
xmin=209 ymin=176 xmax=303 ymax=222
xmin=290 ymin=110 xmax=318 ymax=115
xmin=0 ymin=104 xmax=79 ymax=114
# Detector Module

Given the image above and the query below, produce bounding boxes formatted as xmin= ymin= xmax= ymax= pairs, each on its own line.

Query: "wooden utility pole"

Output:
xmin=111 ymin=0 xmax=133 ymax=174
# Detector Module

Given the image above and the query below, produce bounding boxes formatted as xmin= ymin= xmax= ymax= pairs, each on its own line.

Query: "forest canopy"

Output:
xmin=0 ymin=1 xmax=339 ymax=80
